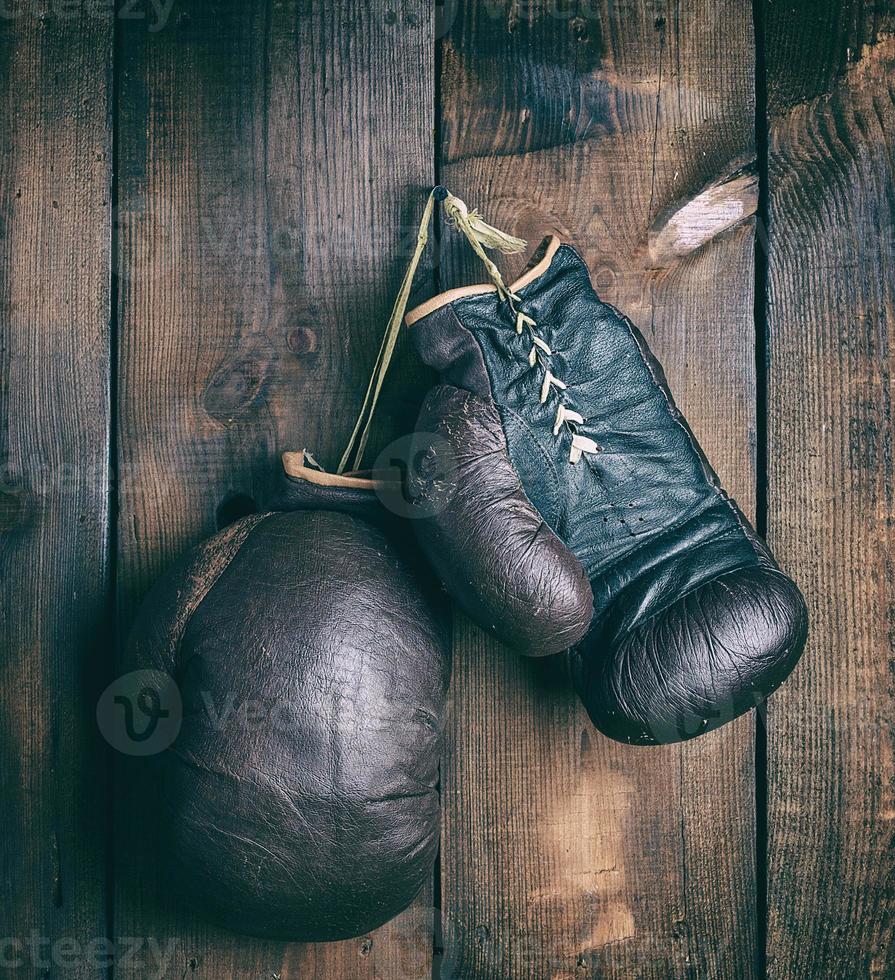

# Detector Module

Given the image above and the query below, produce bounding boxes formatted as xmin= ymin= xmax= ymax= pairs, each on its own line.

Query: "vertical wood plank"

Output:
xmin=436 ymin=2 xmax=758 ymax=976
xmin=0 ymin=3 xmax=112 ymax=977
xmin=765 ymin=2 xmax=895 ymax=976
xmin=116 ymin=1 xmax=434 ymax=976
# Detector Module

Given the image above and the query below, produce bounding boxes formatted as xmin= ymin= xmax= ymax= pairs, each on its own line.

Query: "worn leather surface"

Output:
xmin=270 ymin=467 xmax=386 ymax=523
xmin=412 ymin=384 xmax=594 ymax=656
xmin=126 ymin=488 xmax=450 ymax=940
xmin=410 ymin=239 xmax=807 ymax=744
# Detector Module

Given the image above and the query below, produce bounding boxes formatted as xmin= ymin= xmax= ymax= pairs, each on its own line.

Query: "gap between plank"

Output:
xmin=752 ymin=0 xmax=771 ymax=976
xmin=431 ymin=13 xmax=445 ymax=980
xmin=105 ymin=7 xmax=123 ymax=980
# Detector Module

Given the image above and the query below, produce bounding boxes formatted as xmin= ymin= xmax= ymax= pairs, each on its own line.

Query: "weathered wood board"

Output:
xmin=115 ymin=1 xmax=434 ymax=976
xmin=436 ymin=1 xmax=759 ymax=976
xmin=765 ymin=1 xmax=895 ymax=976
xmin=0 ymin=6 xmax=113 ymax=978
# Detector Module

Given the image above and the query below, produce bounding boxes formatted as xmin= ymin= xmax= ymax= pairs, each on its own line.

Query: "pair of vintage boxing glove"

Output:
xmin=125 ymin=191 xmax=806 ymax=942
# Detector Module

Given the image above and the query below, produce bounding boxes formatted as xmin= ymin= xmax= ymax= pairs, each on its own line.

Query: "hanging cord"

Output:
xmin=337 ymin=189 xmax=436 ymax=474
xmin=337 ymin=186 xmax=526 ymax=473
xmin=440 ymin=192 xmax=526 ymax=301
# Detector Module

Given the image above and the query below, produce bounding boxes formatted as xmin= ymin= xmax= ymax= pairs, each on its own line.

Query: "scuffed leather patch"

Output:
xmin=127 ymin=512 xmax=272 ymax=676
xmin=411 ymin=383 xmax=594 ymax=656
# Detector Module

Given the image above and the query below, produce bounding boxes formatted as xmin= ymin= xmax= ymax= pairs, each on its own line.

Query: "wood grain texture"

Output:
xmin=115 ymin=1 xmax=434 ymax=976
xmin=764 ymin=1 xmax=895 ymax=976
xmin=0 ymin=4 xmax=112 ymax=977
xmin=436 ymin=1 xmax=759 ymax=976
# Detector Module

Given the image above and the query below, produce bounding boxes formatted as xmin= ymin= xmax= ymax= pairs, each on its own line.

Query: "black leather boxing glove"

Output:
xmin=405 ymin=234 xmax=807 ymax=745
xmin=126 ymin=457 xmax=450 ymax=941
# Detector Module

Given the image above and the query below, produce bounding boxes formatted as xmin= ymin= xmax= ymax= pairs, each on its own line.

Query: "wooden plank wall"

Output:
xmin=0 ymin=6 xmax=112 ymax=979
xmin=1 ymin=1 xmax=894 ymax=978
xmin=437 ymin=1 xmax=758 ymax=976
xmin=765 ymin=0 xmax=895 ymax=977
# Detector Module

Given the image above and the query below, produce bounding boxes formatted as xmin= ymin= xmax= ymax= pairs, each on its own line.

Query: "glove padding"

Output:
xmin=406 ymin=236 xmax=807 ymax=744
xmin=412 ymin=383 xmax=594 ymax=656
xmin=126 ymin=477 xmax=450 ymax=940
